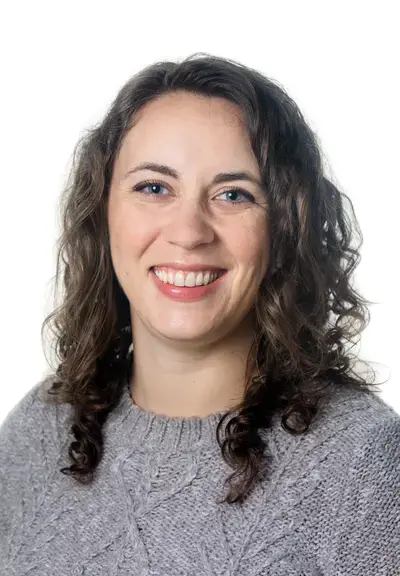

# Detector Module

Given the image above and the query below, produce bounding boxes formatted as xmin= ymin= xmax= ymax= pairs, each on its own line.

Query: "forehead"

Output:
xmin=115 ymin=92 xmax=258 ymax=174
xmin=134 ymin=91 xmax=246 ymax=130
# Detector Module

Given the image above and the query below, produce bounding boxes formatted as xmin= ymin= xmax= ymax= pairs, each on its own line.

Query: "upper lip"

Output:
xmin=151 ymin=263 xmax=226 ymax=272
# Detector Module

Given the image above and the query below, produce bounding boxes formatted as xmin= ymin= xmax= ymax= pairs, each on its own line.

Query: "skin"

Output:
xmin=108 ymin=91 xmax=270 ymax=417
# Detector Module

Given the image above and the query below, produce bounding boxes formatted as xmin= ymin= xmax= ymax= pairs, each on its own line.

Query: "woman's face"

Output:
xmin=108 ymin=91 xmax=270 ymax=345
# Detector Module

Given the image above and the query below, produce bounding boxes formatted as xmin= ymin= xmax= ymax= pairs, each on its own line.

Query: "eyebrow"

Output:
xmin=122 ymin=162 xmax=262 ymax=188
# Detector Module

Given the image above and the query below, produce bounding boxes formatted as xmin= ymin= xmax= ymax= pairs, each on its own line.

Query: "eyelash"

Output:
xmin=132 ymin=179 xmax=255 ymax=203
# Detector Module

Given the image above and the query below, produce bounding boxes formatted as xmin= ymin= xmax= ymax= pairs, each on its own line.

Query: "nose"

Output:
xmin=162 ymin=199 xmax=215 ymax=249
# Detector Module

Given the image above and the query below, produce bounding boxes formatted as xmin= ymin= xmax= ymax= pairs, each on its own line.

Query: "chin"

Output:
xmin=156 ymin=325 xmax=214 ymax=343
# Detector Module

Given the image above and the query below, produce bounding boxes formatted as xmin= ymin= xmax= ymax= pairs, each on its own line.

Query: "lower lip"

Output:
xmin=150 ymin=269 xmax=227 ymax=302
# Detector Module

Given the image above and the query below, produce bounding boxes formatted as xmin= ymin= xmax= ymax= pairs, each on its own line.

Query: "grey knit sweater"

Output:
xmin=0 ymin=376 xmax=399 ymax=576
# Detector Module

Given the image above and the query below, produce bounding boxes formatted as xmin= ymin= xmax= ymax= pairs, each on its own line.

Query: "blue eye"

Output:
xmin=133 ymin=181 xmax=169 ymax=195
xmin=217 ymin=189 xmax=255 ymax=203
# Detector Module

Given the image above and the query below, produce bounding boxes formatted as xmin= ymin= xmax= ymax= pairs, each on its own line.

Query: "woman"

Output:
xmin=1 ymin=53 xmax=399 ymax=575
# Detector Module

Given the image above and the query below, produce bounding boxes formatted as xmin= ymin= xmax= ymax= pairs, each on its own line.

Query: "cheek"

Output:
xmin=109 ymin=204 xmax=158 ymax=261
xmin=229 ymin=217 xmax=269 ymax=275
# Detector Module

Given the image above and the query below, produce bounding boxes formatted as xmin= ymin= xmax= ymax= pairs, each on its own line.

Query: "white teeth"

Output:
xmin=184 ymin=272 xmax=196 ymax=287
xmin=153 ymin=268 xmax=223 ymax=287
xmin=174 ymin=272 xmax=185 ymax=286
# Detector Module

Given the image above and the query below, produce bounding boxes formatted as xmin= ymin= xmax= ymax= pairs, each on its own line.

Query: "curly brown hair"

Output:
xmin=41 ymin=52 xmax=383 ymax=505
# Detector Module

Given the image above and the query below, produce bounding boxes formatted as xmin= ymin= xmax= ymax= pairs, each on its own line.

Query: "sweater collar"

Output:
xmin=103 ymin=373 xmax=241 ymax=455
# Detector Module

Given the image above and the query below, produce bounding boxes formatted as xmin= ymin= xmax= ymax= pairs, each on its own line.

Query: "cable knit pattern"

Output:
xmin=0 ymin=376 xmax=399 ymax=575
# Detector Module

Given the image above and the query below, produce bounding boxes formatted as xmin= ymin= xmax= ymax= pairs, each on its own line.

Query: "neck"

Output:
xmin=128 ymin=316 xmax=256 ymax=418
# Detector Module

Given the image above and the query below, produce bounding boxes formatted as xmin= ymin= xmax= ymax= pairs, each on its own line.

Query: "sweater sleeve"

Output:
xmin=0 ymin=379 xmax=63 ymax=569
xmin=324 ymin=414 xmax=400 ymax=575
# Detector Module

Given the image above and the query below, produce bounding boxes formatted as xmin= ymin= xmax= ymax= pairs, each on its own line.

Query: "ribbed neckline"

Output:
xmin=105 ymin=370 xmax=242 ymax=454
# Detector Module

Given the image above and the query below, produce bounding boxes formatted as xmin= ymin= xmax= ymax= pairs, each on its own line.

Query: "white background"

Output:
xmin=0 ymin=1 xmax=398 ymax=423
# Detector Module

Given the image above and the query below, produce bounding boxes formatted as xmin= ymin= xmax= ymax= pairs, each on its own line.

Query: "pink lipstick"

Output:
xmin=150 ymin=267 xmax=227 ymax=302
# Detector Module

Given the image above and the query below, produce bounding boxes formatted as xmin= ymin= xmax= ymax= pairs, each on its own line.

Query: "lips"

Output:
xmin=150 ymin=265 xmax=227 ymax=302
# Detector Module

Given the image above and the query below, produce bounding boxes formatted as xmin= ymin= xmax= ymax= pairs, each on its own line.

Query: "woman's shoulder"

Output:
xmin=312 ymin=384 xmax=399 ymax=442
xmin=0 ymin=375 xmax=74 ymax=568
xmin=308 ymin=385 xmax=400 ymax=572
xmin=311 ymin=385 xmax=400 ymax=476
xmin=254 ymin=387 xmax=400 ymax=573
xmin=0 ymin=374 xmax=73 ymax=471
xmin=266 ymin=384 xmax=400 ymax=467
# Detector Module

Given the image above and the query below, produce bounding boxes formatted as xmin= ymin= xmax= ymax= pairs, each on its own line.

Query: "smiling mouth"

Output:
xmin=150 ymin=267 xmax=226 ymax=287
